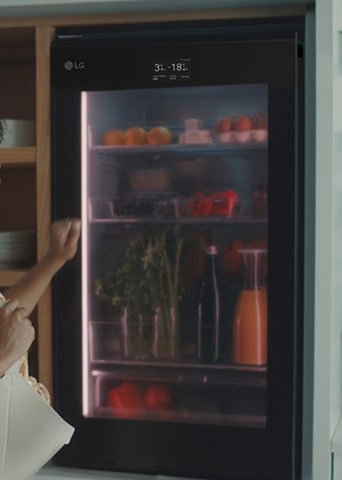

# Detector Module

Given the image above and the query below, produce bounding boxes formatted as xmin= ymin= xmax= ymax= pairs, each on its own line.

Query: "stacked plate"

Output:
xmin=0 ymin=230 xmax=36 ymax=268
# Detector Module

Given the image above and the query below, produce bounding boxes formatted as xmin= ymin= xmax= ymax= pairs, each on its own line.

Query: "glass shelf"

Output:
xmin=90 ymin=216 xmax=267 ymax=226
xmin=91 ymin=141 xmax=267 ymax=159
xmin=91 ymin=364 xmax=267 ymax=387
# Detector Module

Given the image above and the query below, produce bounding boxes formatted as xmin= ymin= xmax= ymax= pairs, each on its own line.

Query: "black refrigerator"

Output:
xmin=51 ymin=16 xmax=305 ymax=480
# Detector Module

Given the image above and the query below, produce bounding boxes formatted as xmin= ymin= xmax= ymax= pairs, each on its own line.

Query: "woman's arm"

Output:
xmin=4 ymin=218 xmax=81 ymax=315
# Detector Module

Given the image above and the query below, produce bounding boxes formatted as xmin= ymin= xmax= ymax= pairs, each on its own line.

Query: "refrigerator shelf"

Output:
xmin=88 ymin=192 xmax=266 ymax=223
xmin=90 ymin=360 xmax=266 ymax=374
xmin=90 ymin=406 xmax=266 ymax=428
xmin=90 ymin=365 xmax=267 ymax=387
xmin=89 ymin=217 xmax=267 ymax=226
xmin=91 ymin=142 xmax=267 ymax=157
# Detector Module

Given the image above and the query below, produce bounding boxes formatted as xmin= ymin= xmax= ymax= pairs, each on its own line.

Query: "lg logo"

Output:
xmin=64 ymin=61 xmax=85 ymax=71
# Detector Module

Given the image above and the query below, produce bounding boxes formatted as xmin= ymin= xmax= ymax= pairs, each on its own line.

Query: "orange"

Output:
xmin=147 ymin=126 xmax=172 ymax=145
xmin=125 ymin=127 xmax=148 ymax=145
xmin=102 ymin=129 xmax=125 ymax=146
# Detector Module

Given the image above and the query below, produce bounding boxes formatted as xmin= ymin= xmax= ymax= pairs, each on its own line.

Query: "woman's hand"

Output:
xmin=0 ymin=298 xmax=35 ymax=376
xmin=3 ymin=218 xmax=81 ymax=317
xmin=49 ymin=218 xmax=81 ymax=266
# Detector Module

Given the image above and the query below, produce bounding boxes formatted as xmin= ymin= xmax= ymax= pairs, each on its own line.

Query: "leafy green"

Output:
xmin=94 ymin=225 xmax=204 ymax=359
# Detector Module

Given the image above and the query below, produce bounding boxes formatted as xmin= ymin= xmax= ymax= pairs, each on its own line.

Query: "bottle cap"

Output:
xmin=206 ymin=245 xmax=218 ymax=254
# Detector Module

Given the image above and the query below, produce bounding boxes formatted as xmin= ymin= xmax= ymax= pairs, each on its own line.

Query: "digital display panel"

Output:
xmin=152 ymin=58 xmax=191 ymax=82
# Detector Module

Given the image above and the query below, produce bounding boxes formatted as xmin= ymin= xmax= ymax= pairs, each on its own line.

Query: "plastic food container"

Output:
xmin=128 ymin=168 xmax=172 ymax=192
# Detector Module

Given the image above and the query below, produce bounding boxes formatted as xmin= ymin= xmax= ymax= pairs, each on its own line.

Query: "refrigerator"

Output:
xmin=51 ymin=16 xmax=305 ymax=480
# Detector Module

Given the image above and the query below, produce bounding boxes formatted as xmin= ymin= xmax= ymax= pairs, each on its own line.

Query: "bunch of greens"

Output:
xmin=94 ymin=225 xmax=202 ymax=359
xmin=95 ymin=226 xmax=185 ymax=312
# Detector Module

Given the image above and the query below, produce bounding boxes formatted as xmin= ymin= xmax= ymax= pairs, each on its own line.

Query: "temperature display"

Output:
xmin=152 ymin=58 xmax=191 ymax=81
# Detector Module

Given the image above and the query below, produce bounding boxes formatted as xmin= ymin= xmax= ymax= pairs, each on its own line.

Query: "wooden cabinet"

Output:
xmin=0 ymin=25 xmax=54 ymax=391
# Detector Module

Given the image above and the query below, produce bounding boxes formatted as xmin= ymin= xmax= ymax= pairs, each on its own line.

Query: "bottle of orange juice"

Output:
xmin=232 ymin=248 xmax=268 ymax=366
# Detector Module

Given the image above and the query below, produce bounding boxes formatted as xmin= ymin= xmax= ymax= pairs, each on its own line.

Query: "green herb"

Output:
xmin=94 ymin=225 xmax=202 ymax=359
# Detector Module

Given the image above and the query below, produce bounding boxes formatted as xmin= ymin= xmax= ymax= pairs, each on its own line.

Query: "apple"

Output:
xmin=215 ymin=117 xmax=232 ymax=133
xmin=144 ymin=385 xmax=172 ymax=411
xmin=107 ymin=382 xmax=144 ymax=418
xmin=233 ymin=115 xmax=254 ymax=132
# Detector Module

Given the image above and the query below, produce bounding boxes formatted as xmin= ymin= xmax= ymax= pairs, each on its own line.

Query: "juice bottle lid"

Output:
xmin=206 ymin=245 xmax=218 ymax=254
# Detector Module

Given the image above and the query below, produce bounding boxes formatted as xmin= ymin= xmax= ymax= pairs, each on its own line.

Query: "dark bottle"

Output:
xmin=197 ymin=245 xmax=222 ymax=363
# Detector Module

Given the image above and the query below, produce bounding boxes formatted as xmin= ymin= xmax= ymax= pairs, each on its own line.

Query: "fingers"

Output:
xmin=17 ymin=312 xmax=35 ymax=344
xmin=10 ymin=305 xmax=34 ymax=335
xmin=2 ymin=299 xmax=33 ymax=331
xmin=0 ymin=299 xmax=35 ymax=371
xmin=65 ymin=217 xmax=72 ymax=233
xmin=2 ymin=297 xmax=20 ymax=312
xmin=67 ymin=219 xmax=81 ymax=245
xmin=52 ymin=217 xmax=81 ymax=242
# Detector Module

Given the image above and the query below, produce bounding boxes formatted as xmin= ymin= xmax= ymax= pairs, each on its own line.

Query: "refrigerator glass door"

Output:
xmin=82 ymin=84 xmax=268 ymax=429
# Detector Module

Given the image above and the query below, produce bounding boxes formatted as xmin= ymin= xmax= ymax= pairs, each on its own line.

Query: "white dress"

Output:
xmin=0 ymin=292 xmax=74 ymax=480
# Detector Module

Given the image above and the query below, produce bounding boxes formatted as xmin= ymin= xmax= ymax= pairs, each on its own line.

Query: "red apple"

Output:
xmin=144 ymin=385 xmax=172 ymax=411
xmin=233 ymin=115 xmax=254 ymax=131
xmin=215 ymin=117 xmax=232 ymax=133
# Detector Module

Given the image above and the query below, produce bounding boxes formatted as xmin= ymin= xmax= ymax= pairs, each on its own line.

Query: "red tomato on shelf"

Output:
xmin=215 ymin=117 xmax=233 ymax=133
xmin=233 ymin=115 xmax=254 ymax=131
xmin=107 ymin=382 xmax=144 ymax=419
xmin=144 ymin=385 xmax=173 ymax=411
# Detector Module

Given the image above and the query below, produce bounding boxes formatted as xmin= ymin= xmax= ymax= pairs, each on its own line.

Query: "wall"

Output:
xmin=314 ymin=0 xmax=342 ymax=478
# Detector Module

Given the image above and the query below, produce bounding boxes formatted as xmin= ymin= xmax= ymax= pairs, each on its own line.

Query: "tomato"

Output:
xmin=107 ymin=382 xmax=144 ymax=418
xmin=215 ymin=117 xmax=232 ymax=133
xmin=144 ymin=385 xmax=172 ymax=411
xmin=254 ymin=113 xmax=268 ymax=130
xmin=233 ymin=115 xmax=254 ymax=132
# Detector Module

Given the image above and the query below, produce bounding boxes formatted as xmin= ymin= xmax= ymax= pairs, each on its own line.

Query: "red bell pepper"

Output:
xmin=187 ymin=192 xmax=213 ymax=217
xmin=210 ymin=190 xmax=238 ymax=217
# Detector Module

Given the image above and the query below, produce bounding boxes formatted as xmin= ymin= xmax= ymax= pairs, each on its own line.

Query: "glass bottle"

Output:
xmin=232 ymin=248 xmax=268 ymax=366
xmin=252 ymin=184 xmax=268 ymax=219
xmin=197 ymin=245 xmax=222 ymax=363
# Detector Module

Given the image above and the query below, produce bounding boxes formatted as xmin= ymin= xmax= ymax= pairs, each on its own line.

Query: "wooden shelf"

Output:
xmin=0 ymin=147 xmax=36 ymax=166
xmin=0 ymin=269 xmax=26 ymax=287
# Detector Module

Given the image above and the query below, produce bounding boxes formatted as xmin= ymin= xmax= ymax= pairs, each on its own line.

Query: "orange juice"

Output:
xmin=232 ymin=288 xmax=267 ymax=365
